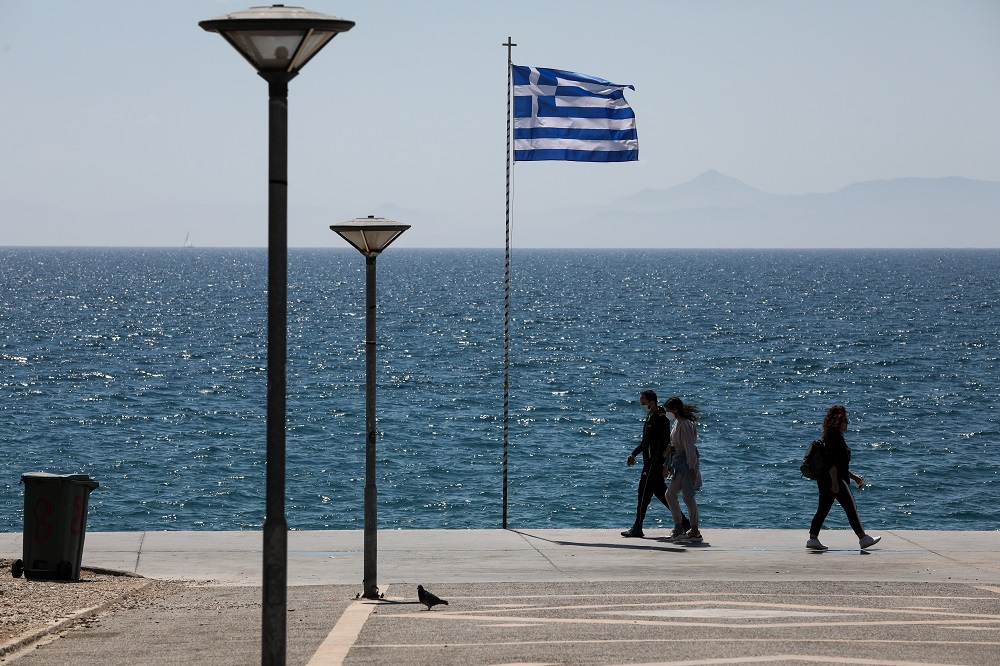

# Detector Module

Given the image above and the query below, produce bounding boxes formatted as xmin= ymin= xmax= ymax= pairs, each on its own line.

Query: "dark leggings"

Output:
xmin=633 ymin=466 xmax=668 ymax=529
xmin=810 ymin=478 xmax=864 ymax=536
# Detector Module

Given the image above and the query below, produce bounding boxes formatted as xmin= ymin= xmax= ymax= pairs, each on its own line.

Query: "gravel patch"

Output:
xmin=0 ymin=558 xmax=180 ymax=655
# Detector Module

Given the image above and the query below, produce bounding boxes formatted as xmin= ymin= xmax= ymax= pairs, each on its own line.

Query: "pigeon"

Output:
xmin=417 ymin=585 xmax=448 ymax=610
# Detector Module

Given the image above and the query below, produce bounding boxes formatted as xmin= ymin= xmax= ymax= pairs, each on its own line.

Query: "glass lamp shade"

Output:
xmin=200 ymin=5 xmax=354 ymax=74
xmin=330 ymin=217 xmax=410 ymax=256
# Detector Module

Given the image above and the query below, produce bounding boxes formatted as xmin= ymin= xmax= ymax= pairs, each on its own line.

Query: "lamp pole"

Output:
xmin=363 ymin=251 xmax=377 ymax=597
xmin=330 ymin=216 xmax=409 ymax=599
xmin=199 ymin=7 xmax=353 ymax=665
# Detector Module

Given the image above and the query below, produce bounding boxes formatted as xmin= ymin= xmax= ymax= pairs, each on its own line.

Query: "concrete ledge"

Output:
xmin=2 ymin=529 xmax=997 ymax=586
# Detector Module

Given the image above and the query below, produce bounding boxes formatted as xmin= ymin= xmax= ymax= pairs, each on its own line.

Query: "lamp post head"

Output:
xmin=199 ymin=5 xmax=354 ymax=78
xmin=330 ymin=216 xmax=410 ymax=257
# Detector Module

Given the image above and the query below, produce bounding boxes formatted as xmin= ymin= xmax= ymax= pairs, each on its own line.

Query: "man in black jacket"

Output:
xmin=622 ymin=390 xmax=688 ymax=537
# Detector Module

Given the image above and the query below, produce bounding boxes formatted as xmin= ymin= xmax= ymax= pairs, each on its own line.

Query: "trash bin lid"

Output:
xmin=20 ymin=472 xmax=99 ymax=489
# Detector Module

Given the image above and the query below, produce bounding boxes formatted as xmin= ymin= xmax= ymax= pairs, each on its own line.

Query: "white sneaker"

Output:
xmin=859 ymin=534 xmax=882 ymax=549
xmin=806 ymin=538 xmax=828 ymax=551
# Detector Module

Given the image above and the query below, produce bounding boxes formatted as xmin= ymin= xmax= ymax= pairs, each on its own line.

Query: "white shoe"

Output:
xmin=806 ymin=538 xmax=828 ymax=551
xmin=859 ymin=534 xmax=881 ymax=549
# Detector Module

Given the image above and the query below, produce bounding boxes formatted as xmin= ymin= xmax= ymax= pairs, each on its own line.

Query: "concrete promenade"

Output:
xmin=2 ymin=528 xmax=999 ymax=665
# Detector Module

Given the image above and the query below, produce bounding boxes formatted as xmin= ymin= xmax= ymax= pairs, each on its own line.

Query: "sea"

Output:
xmin=1 ymin=248 xmax=997 ymax=533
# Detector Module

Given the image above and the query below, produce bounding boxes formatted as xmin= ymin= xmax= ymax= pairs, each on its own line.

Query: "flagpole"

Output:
xmin=499 ymin=57 xmax=636 ymax=529
xmin=502 ymin=36 xmax=516 ymax=530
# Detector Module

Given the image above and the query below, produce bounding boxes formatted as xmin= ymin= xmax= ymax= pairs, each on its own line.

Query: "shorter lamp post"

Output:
xmin=330 ymin=216 xmax=409 ymax=599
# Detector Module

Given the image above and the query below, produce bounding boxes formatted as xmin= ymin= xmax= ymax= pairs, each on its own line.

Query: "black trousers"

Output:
xmin=810 ymin=478 xmax=864 ymax=536
xmin=633 ymin=465 xmax=669 ymax=529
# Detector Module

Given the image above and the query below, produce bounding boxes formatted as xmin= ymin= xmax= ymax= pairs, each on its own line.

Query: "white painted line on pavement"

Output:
xmin=625 ymin=656 xmax=965 ymax=665
xmin=306 ymin=585 xmax=388 ymax=666
xmin=607 ymin=608 xmax=850 ymax=618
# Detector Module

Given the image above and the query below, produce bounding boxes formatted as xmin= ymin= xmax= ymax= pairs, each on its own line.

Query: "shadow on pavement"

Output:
xmin=510 ymin=530 xmax=689 ymax=553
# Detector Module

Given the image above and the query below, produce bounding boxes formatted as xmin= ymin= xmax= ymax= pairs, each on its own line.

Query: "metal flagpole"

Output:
xmin=502 ymin=36 xmax=516 ymax=530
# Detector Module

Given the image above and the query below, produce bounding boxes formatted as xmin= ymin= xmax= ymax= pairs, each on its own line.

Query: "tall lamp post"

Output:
xmin=330 ymin=216 xmax=409 ymax=599
xmin=199 ymin=6 xmax=353 ymax=665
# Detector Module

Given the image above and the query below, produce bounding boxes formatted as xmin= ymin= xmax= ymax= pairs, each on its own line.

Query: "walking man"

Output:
xmin=622 ymin=390 xmax=688 ymax=537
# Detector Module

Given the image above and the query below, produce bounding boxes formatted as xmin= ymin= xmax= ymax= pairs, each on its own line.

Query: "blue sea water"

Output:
xmin=1 ymin=248 xmax=997 ymax=533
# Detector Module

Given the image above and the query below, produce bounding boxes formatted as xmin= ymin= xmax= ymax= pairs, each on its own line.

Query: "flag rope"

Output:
xmin=502 ymin=36 xmax=516 ymax=530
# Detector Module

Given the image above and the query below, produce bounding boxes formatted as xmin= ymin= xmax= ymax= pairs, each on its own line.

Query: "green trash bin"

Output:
xmin=12 ymin=472 xmax=100 ymax=581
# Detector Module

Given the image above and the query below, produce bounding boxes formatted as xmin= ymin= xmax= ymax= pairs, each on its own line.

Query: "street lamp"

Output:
xmin=199 ymin=6 xmax=353 ymax=665
xmin=330 ymin=216 xmax=409 ymax=599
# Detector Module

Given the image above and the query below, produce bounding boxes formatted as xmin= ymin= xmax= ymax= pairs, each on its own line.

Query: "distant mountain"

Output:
xmin=532 ymin=172 xmax=1000 ymax=248
xmin=3 ymin=172 xmax=998 ymax=248
xmin=610 ymin=170 xmax=774 ymax=213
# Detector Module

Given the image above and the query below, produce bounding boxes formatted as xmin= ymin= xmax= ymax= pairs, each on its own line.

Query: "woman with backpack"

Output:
xmin=807 ymin=405 xmax=881 ymax=551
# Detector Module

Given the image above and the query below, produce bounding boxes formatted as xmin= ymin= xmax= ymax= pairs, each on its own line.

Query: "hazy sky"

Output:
xmin=1 ymin=0 xmax=998 ymax=248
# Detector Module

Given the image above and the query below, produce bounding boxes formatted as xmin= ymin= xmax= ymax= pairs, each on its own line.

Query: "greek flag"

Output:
xmin=512 ymin=65 xmax=638 ymax=163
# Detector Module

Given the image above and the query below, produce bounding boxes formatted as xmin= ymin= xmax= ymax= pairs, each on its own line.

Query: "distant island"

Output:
xmin=526 ymin=170 xmax=1000 ymax=248
xmin=2 ymin=171 xmax=998 ymax=248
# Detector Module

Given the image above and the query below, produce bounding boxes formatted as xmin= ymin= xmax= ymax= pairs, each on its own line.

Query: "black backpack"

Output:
xmin=800 ymin=439 xmax=829 ymax=480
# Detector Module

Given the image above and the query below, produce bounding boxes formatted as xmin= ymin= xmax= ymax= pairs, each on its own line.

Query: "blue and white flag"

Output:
xmin=512 ymin=65 xmax=638 ymax=163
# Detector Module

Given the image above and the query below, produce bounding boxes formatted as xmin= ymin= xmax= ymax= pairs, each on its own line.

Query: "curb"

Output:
xmin=80 ymin=565 xmax=143 ymax=578
xmin=0 ymin=578 xmax=154 ymax=660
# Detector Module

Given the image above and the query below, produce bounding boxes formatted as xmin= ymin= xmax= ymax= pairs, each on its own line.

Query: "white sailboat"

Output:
xmin=183 ymin=232 xmax=193 ymax=248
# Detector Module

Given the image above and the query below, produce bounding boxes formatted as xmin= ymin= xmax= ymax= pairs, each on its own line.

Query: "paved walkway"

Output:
xmin=2 ymin=529 xmax=999 ymax=665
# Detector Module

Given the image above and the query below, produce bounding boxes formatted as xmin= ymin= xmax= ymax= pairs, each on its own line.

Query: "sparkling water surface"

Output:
xmin=1 ymin=248 xmax=997 ymax=532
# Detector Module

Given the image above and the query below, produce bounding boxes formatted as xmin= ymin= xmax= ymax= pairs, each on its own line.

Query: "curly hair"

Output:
xmin=822 ymin=405 xmax=848 ymax=435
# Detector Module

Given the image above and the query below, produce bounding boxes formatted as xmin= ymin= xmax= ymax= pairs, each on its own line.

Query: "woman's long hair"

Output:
xmin=665 ymin=397 xmax=700 ymax=422
xmin=822 ymin=405 xmax=848 ymax=438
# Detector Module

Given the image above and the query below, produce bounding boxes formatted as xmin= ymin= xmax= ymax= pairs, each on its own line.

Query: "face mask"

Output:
xmin=665 ymin=411 xmax=676 ymax=421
